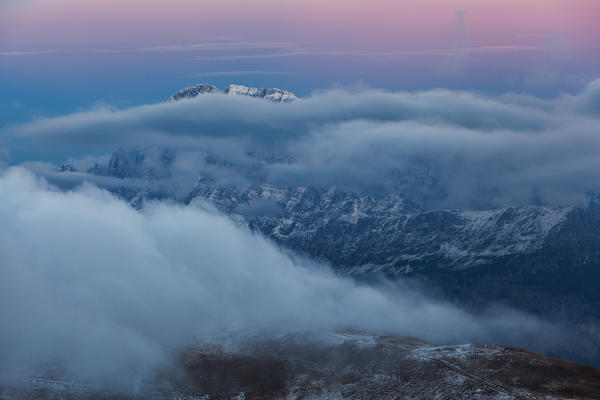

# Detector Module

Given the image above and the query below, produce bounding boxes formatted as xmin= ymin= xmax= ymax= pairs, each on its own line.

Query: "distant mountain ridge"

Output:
xmin=168 ymin=83 xmax=297 ymax=103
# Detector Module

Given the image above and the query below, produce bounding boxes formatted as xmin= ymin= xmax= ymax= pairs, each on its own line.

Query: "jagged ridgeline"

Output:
xmin=168 ymin=84 xmax=297 ymax=103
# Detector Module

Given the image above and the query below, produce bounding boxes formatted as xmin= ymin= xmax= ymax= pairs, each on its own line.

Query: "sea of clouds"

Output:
xmin=4 ymin=77 xmax=600 ymax=209
xmin=0 ymin=167 xmax=577 ymax=386
xmin=1 ymin=79 xmax=599 ymax=386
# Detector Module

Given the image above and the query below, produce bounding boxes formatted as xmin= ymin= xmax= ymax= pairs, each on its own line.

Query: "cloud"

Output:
xmin=0 ymin=50 xmax=67 ymax=56
xmin=91 ymin=40 xmax=294 ymax=54
xmin=185 ymin=70 xmax=297 ymax=78
xmin=6 ymin=78 xmax=600 ymax=209
xmin=571 ymin=77 xmax=600 ymax=115
xmin=195 ymin=49 xmax=387 ymax=61
xmin=0 ymin=39 xmax=294 ymax=57
xmin=0 ymin=167 xmax=577 ymax=386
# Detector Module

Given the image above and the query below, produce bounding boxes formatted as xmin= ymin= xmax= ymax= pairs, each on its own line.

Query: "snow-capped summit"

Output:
xmin=225 ymin=84 xmax=297 ymax=102
xmin=168 ymin=84 xmax=220 ymax=102
xmin=168 ymin=83 xmax=297 ymax=103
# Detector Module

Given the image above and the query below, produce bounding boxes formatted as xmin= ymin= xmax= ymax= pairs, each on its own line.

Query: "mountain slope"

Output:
xmin=2 ymin=332 xmax=599 ymax=399
xmin=167 ymin=84 xmax=297 ymax=103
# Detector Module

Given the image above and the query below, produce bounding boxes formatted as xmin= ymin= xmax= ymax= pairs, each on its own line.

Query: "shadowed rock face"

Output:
xmin=2 ymin=332 xmax=599 ymax=399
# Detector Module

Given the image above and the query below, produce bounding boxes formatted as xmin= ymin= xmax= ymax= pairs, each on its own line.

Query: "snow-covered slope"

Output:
xmin=185 ymin=178 xmax=574 ymax=272
xmin=224 ymin=84 xmax=297 ymax=102
xmin=167 ymin=84 xmax=297 ymax=103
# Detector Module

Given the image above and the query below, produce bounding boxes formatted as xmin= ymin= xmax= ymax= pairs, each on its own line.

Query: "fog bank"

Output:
xmin=0 ymin=167 xmax=576 ymax=386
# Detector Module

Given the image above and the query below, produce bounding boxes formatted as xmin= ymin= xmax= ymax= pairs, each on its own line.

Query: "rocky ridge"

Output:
xmin=185 ymin=179 xmax=575 ymax=273
xmin=168 ymin=84 xmax=297 ymax=103
xmin=1 ymin=332 xmax=599 ymax=399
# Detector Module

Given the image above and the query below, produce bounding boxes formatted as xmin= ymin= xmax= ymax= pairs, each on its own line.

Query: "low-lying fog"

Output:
xmin=0 ymin=167 xmax=583 ymax=387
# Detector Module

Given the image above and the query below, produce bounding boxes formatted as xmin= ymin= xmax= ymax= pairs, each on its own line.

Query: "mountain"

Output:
xmin=88 ymin=148 xmax=175 ymax=180
xmin=168 ymin=84 xmax=221 ymax=102
xmin=55 ymin=87 xmax=600 ymax=364
xmin=167 ymin=84 xmax=297 ymax=103
xmin=184 ymin=179 xmax=600 ymax=361
xmin=185 ymin=180 xmax=573 ymax=272
xmin=2 ymin=332 xmax=599 ymax=399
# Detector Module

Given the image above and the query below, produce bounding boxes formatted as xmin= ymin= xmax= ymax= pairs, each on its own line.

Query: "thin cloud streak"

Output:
xmin=0 ymin=42 xmax=547 ymax=59
xmin=184 ymin=70 xmax=299 ymax=78
xmin=0 ymin=49 xmax=69 ymax=56
xmin=197 ymin=45 xmax=548 ymax=61
xmin=93 ymin=40 xmax=295 ymax=54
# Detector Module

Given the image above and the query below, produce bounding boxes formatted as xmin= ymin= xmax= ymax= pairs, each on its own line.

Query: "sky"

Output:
xmin=1 ymin=0 xmax=599 ymax=126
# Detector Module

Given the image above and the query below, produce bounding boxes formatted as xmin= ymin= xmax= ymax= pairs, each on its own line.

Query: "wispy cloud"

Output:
xmin=196 ymin=45 xmax=545 ymax=61
xmin=184 ymin=70 xmax=298 ymax=78
xmin=0 ymin=41 xmax=557 ymax=59
xmin=0 ymin=39 xmax=295 ymax=56
xmin=196 ymin=49 xmax=391 ymax=61
xmin=395 ymin=45 xmax=545 ymax=57
xmin=91 ymin=40 xmax=295 ymax=54
xmin=0 ymin=49 xmax=68 ymax=56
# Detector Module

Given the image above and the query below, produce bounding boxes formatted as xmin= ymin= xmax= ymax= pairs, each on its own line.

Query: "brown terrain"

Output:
xmin=1 ymin=332 xmax=599 ymax=400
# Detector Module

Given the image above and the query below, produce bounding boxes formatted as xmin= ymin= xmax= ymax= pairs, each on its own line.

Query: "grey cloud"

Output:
xmin=5 ymin=78 xmax=600 ymax=209
xmin=570 ymin=77 xmax=600 ymax=115
xmin=185 ymin=70 xmax=296 ymax=78
xmin=0 ymin=167 xmax=573 ymax=385
xmin=7 ymin=86 xmax=559 ymax=144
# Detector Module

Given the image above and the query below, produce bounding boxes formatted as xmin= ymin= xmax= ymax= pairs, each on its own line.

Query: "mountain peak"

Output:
xmin=224 ymin=84 xmax=297 ymax=102
xmin=168 ymin=84 xmax=220 ymax=102
xmin=168 ymin=83 xmax=297 ymax=103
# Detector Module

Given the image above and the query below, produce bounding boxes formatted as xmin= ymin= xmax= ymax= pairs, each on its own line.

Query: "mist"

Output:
xmin=4 ymin=77 xmax=600 ymax=209
xmin=0 ymin=167 xmax=581 ymax=387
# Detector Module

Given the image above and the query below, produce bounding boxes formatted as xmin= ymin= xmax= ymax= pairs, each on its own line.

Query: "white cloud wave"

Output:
xmin=0 ymin=167 xmax=565 ymax=386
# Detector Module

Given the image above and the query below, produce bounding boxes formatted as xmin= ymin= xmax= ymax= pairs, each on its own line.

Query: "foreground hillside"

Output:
xmin=1 ymin=332 xmax=599 ymax=400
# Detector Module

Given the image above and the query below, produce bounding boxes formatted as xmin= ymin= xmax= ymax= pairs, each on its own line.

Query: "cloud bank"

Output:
xmin=6 ymin=78 xmax=600 ymax=209
xmin=0 ymin=167 xmax=576 ymax=386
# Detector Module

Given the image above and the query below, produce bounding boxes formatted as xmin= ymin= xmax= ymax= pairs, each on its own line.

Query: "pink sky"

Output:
xmin=1 ymin=0 xmax=599 ymax=124
xmin=2 ymin=0 xmax=599 ymax=52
